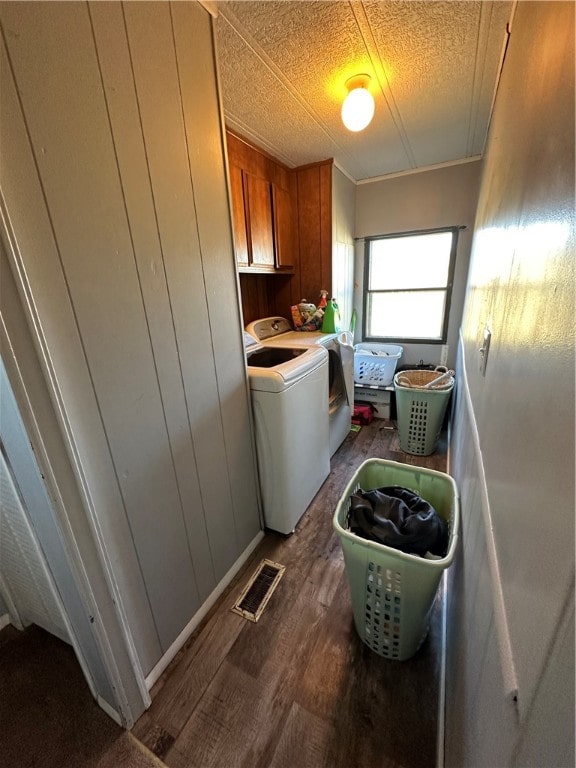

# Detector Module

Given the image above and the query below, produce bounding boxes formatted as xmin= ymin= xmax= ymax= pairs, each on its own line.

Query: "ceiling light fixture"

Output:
xmin=341 ymin=74 xmax=375 ymax=132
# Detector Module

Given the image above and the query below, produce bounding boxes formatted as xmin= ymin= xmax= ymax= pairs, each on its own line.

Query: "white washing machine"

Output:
xmin=244 ymin=334 xmax=330 ymax=535
xmin=245 ymin=317 xmax=354 ymax=457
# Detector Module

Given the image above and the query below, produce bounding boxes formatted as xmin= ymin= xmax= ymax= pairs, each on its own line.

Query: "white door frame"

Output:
xmin=0 ymin=232 xmax=150 ymax=727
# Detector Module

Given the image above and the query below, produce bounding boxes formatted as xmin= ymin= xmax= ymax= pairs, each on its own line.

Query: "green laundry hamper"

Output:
xmin=394 ymin=369 xmax=454 ymax=456
xmin=333 ymin=459 xmax=459 ymax=661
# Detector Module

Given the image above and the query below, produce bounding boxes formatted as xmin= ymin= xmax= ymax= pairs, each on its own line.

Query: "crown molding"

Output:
xmin=357 ymin=155 xmax=483 ymax=185
xmin=197 ymin=1 xmax=218 ymax=18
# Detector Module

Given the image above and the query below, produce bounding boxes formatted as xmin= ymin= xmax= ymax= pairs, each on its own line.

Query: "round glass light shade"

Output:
xmin=341 ymin=86 xmax=375 ymax=132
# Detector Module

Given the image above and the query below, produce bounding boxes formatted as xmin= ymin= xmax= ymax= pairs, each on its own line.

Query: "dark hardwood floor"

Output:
xmin=133 ymin=419 xmax=448 ymax=768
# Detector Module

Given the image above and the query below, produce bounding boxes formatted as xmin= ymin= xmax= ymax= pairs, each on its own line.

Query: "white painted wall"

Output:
xmin=446 ymin=2 xmax=575 ymax=765
xmin=0 ymin=0 xmax=261 ymax=697
xmin=354 ymin=160 xmax=481 ymax=368
xmin=332 ymin=166 xmax=356 ymax=333
xmin=0 ymin=355 xmax=116 ymax=709
xmin=0 ymin=421 xmax=70 ymax=645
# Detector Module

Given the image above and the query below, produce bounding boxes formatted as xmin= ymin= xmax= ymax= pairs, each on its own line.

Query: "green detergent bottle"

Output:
xmin=321 ymin=298 xmax=341 ymax=333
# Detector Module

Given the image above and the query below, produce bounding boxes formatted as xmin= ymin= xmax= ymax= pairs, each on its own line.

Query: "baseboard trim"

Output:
xmin=145 ymin=530 xmax=265 ymax=690
xmin=436 ymin=571 xmax=448 ymax=768
xmin=436 ymin=412 xmax=453 ymax=768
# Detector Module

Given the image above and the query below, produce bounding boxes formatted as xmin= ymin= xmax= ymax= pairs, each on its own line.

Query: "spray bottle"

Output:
xmin=321 ymin=298 xmax=341 ymax=333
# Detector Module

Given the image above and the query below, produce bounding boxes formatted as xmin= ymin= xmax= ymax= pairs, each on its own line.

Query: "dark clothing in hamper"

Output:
xmin=348 ymin=486 xmax=448 ymax=557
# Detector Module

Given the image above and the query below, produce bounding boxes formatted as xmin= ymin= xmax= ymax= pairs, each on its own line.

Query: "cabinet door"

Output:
xmin=272 ymin=184 xmax=294 ymax=269
xmin=228 ymin=163 xmax=249 ymax=267
xmin=245 ymin=172 xmax=275 ymax=268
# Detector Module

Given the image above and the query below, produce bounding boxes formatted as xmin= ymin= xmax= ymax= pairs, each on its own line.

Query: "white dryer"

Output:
xmin=245 ymin=317 xmax=354 ymax=457
xmin=244 ymin=337 xmax=330 ymax=535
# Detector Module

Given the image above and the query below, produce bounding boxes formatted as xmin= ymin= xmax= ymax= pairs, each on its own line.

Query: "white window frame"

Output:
xmin=362 ymin=226 xmax=459 ymax=344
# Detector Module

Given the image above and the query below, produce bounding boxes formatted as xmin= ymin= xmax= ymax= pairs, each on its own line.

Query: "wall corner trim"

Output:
xmin=0 ymin=613 xmax=12 ymax=631
xmin=333 ymin=160 xmax=358 ymax=185
xmin=97 ymin=695 xmax=122 ymax=726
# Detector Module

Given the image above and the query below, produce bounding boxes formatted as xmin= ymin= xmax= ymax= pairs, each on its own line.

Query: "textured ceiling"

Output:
xmin=215 ymin=1 xmax=513 ymax=182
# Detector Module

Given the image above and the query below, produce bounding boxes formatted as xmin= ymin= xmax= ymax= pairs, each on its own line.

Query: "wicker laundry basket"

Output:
xmin=394 ymin=369 xmax=454 ymax=456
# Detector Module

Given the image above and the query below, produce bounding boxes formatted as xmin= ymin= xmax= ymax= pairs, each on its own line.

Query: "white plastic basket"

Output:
xmin=354 ymin=344 xmax=403 ymax=386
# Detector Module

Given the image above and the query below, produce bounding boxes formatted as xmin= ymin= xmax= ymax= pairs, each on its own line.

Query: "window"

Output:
xmin=363 ymin=227 xmax=458 ymax=343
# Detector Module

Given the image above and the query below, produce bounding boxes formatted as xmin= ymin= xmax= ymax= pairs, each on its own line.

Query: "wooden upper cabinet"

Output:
xmin=226 ymin=131 xmax=334 ymax=323
xmin=244 ymin=172 xmax=275 ymax=268
xmin=229 ymin=163 xmax=249 ymax=267
xmin=226 ymin=131 xmax=295 ymax=274
xmin=272 ymin=184 xmax=294 ymax=269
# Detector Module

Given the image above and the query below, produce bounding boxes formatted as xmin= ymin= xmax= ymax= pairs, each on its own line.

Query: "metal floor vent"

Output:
xmin=231 ymin=559 xmax=286 ymax=623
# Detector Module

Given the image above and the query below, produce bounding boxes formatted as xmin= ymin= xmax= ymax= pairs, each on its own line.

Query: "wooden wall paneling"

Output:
xmin=267 ymin=280 xmax=300 ymax=324
xmin=89 ymin=2 xmax=215 ymax=604
xmin=171 ymin=1 xmax=260 ymax=552
xmin=275 ymin=164 xmax=291 ymax=193
xmin=295 ymin=160 xmax=333 ymax=307
xmin=7 ymin=1 xmax=203 ymax=655
xmin=296 ymin=166 xmax=321 ymax=305
xmin=296 ymin=161 xmax=332 ymax=303
xmin=239 ymin=274 xmax=271 ymax=326
xmin=285 ymin=171 xmax=302 ymax=308
xmin=0 ymin=3 xmax=162 ymax=672
xmin=265 ymin=274 xmax=296 ymax=321
xmin=288 ymin=171 xmax=301 ymax=292
xmin=122 ymin=2 xmax=243 ymax=582
xmin=226 ymin=132 xmax=259 ymax=176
